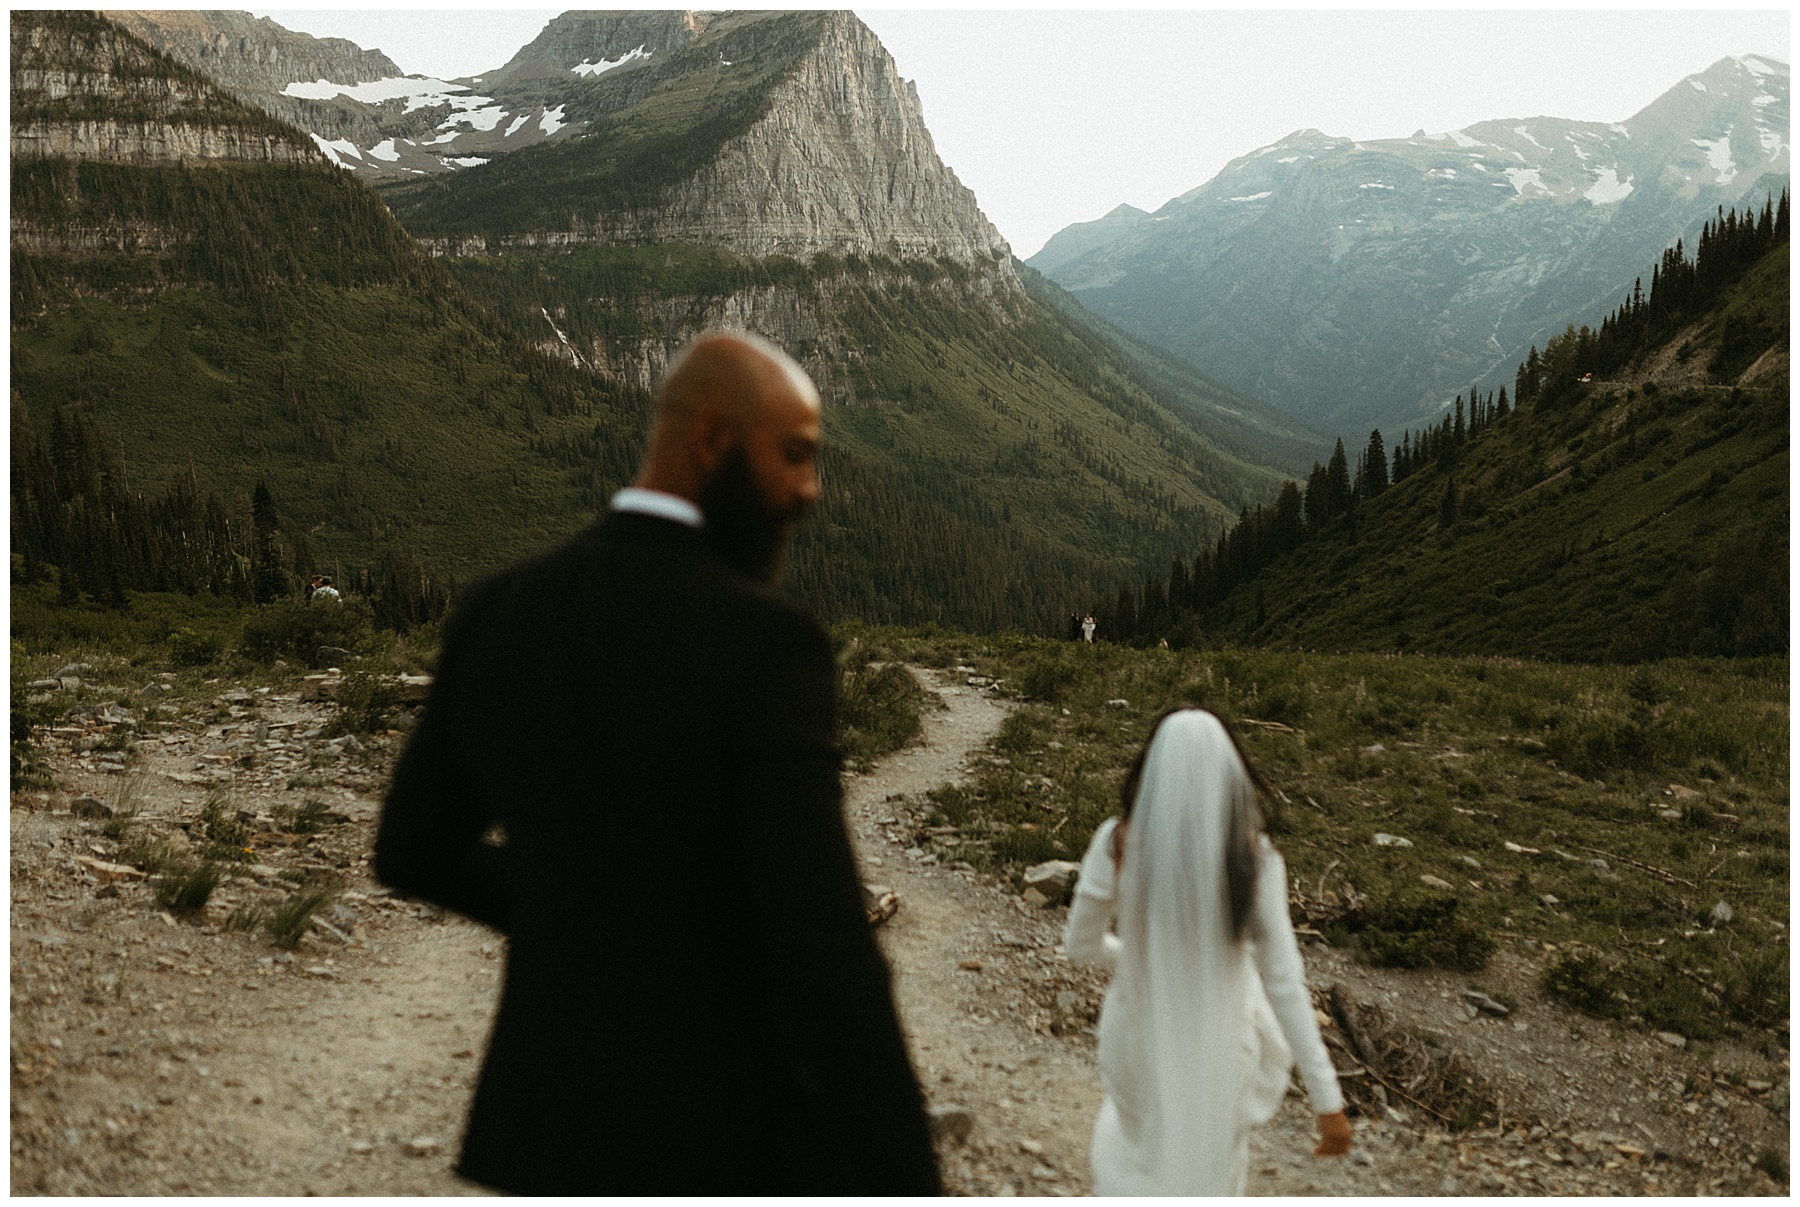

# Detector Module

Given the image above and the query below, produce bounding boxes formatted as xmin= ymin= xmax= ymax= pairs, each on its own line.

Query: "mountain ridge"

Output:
xmin=13 ymin=8 xmax=1305 ymax=636
xmin=1030 ymin=55 xmax=1790 ymax=437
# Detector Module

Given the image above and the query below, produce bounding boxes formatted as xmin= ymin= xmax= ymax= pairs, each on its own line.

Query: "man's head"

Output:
xmin=636 ymin=331 xmax=823 ymax=585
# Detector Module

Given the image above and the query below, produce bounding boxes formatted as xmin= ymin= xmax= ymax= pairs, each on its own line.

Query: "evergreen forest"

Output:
xmin=1096 ymin=195 xmax=1789 ymax=661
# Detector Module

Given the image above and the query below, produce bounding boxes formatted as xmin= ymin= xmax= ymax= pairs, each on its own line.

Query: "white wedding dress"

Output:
xmin=1063 ymin=710 xmax=1344 ymax=1195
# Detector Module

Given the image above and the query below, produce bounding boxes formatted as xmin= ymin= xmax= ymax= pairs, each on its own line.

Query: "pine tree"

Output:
xmin=250 ymin=479 xmax=288 ymax=603
xmin=1360 ymin=430 xmax=1387 ymax=497
xmin=1324 ymin=439 xmax=1352 ymax=521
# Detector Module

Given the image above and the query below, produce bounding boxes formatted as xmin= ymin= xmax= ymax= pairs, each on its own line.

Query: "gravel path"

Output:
xmin=11 ymin=666 xmax=1787 ymax=1195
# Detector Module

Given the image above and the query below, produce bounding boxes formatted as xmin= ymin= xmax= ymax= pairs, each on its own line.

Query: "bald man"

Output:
xmin=376 ymin=333 xmax=941 ymax=1195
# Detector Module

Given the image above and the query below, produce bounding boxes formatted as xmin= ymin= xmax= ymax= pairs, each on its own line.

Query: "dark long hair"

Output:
xmin=1113 ymin=708 xmax=1268 ymax=942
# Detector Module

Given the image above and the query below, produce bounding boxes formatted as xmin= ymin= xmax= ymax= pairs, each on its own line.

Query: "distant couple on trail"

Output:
xmin=1070 ymin=611 xmax=1097 ymax=642
xmin=376 ymin=332 xmax=1349 ymax=1195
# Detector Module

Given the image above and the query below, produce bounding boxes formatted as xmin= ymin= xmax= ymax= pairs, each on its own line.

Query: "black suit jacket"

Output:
xmin=375 ymin=512 xmax=941 ymax=1195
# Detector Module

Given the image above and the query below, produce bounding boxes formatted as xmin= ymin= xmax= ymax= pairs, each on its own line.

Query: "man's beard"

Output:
xmin=697 ymin=446 xmax=810 ymax=587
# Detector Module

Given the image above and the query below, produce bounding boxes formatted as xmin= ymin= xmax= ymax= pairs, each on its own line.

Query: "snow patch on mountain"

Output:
xmin=1583 ymin=167 xmax=1633 ymax=204
xmin=283 ymin=76 xmax=466 ymax=106
xmin=539 ymin=105 xmax=568 ymax=136
xmin=571 ymin=45 xmax=650 ymax=78
xmin=1737 ymin=54 xmax=1779 ymax=77
xmin=1691 ymin=136 xmax=1738 ymax=185
xmin=442 ymin=104 xmax=508 ymax=133
xmin=1512 ymin=124 xmax=1547 ymax=150
xmin=444 ymin=156 xmax=490 ymax=169
xmin=1503 ymin=167 xmax=1550 ymax=196
xmin=1445 ymin=129 xmax=1481 ymax=148
xmin=1690 ymin=79 xmax=1709 ymax=93
xmin=1227 ymin=192 xmax=1272 ymax=202
xmin=505 ymin=113 xmax=530 ymax=137
xmin=308 ymin=133 xmax=361 ymax=168
xmin=367 ymin=138 xmax=400 ymax=162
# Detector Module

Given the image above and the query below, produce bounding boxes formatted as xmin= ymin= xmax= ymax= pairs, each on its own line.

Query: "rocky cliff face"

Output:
xmin=104 ymin=9 xmax=583 ymax=176
xmin=402 ymin=11 xmax=1012 ymax=268
xmin=1031 ymin=55 xmax=1791 ymax=435
xmin=647 ymin=12 xmax=1010 ymax=263
xmin=103 ymin=10 xmax=404 ymax=98
xmin=11 ymin=10 xmax=321 ymax=166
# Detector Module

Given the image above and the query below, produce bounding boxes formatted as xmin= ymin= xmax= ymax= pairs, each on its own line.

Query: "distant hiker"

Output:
xmin=1083 ymin=613 xmax=1097 ymax=643
xmin=376 ymin=331 xmax=940 ymax=1196
xmin=1158 ymin=637 xmax=1170 ymax=650
xmin=1069 ymin=612 xmax=1084 ymax=642
xmin=311 ymin=576 xmax=340 ymax=603
xmin=1064 ymin=710 xmax=1351 ymax=1193
xmin=305 ymin=574 xmax=323 ymax=602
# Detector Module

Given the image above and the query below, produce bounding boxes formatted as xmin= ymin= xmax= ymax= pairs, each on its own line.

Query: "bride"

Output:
xmin=1063 ymin=708 xmax=1352 ymax=1194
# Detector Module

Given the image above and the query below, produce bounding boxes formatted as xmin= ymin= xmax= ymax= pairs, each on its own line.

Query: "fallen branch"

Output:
xmin=1236 ymin=718 xmax=1299 ymax=734
xmin=1577 ymin=845 xmax=1697 ymax=888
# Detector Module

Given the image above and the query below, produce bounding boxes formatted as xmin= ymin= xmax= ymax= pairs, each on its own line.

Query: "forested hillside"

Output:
xmin=368 ymin=9 xmax=1301 ymax=632
xmin=1098 ymin=195 xmax=1789 ymax=661
xmin=13 ymin=9 xmax=1304 ymax=637
xmin=9 ymin=10 xmax=647 ymax=622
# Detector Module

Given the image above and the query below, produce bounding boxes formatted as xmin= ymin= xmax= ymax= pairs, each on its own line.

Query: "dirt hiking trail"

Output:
xmin=11 ymin=667 xmax=1785 ymax=1194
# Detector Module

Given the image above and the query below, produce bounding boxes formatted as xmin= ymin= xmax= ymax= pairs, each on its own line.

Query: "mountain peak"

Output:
xmin=479 ymin=10 xmax=714 ymax=90
xmin=387 ymin=10 xmax=1012 ymax=265
xmin=1029 ymin=56 xmax=1791 ymax=434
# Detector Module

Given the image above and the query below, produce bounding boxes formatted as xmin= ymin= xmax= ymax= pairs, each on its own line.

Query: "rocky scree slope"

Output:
xmin=1031 ymin=54 xmax=1790 ymax=436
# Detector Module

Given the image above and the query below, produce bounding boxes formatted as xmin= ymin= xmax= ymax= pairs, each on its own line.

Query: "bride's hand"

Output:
xmin=1313 ymin=1111 xmax=1352 ymax=1157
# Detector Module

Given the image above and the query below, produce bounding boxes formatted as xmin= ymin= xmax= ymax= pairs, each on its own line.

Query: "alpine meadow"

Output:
xmin=10 ymin=9 xmax=1792 ymax=1198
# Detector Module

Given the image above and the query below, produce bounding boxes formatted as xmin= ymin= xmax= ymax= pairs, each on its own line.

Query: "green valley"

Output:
xmin=1096 ymin=199 xmax=1789 ymax=663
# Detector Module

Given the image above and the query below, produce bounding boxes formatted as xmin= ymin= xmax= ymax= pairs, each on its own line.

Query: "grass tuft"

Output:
xmin=152 ymin=861 xmax=224 ymax=913
xmin=265 ymin=888 xmax=335 ymax=949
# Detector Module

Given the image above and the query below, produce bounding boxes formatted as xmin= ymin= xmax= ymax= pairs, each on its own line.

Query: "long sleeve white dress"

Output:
xmin=1062 ymin=715 xmax=1344 ymax=1195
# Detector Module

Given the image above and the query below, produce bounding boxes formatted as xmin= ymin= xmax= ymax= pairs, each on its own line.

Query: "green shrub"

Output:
xmin=265 ymin=888 xmax=334 ymax=949
xmin=10 ymin=687 xmax=58 ymax=792
xmin=328 ymin=666 xmax=409 ymax=735
xmin=271 ymin=797 xmax=330 ymax=834
xmin=1541 ymin=951 xmax=1628 ymax=1018
xmin=1017 ymin=654 xmax=1081 ymax=703
xmin=239 ymin=595 xmax=376 ymax=664
xmin=1639 ymin=971 xmax=1722 ymax=1041
xmin=838 ymin=661 xmax=927 ymax=771
xmin=123 ymin=836 xmax=183 ymax=876
xmin=166 ymin=627 xmax=221 ymax=667
xmin=1753 ymin=1150 xmax=1787 ymax=1184
xmin=1354 ymin=891 xmax=1495 ymax=971
xmin=222 ymin=903 xmax=266 ymax=934
xmin=1728 ymin=948 xmax=1789 ymax=1027
xmin=198 ymin=792 xmax=253 ymax=861
xmin=152 ymin=861 xmax=224 ymax=913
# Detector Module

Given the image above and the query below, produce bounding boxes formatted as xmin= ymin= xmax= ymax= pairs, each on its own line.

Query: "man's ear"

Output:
xmin=690 ymin=408 xmax=735 ymax=477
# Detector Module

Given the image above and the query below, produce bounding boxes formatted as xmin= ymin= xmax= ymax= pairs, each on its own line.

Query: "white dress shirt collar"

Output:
xmin=609 ymin=487 xmax=703 ymax=528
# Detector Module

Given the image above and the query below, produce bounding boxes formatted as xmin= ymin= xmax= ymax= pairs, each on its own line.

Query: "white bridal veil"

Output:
xmin=1092 ymin=709 xmax=1268 ymax=1195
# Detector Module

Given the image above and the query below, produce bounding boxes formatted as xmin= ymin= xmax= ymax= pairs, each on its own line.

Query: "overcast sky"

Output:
xmin=256 ymin=7 xmax=1789 ymax=257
